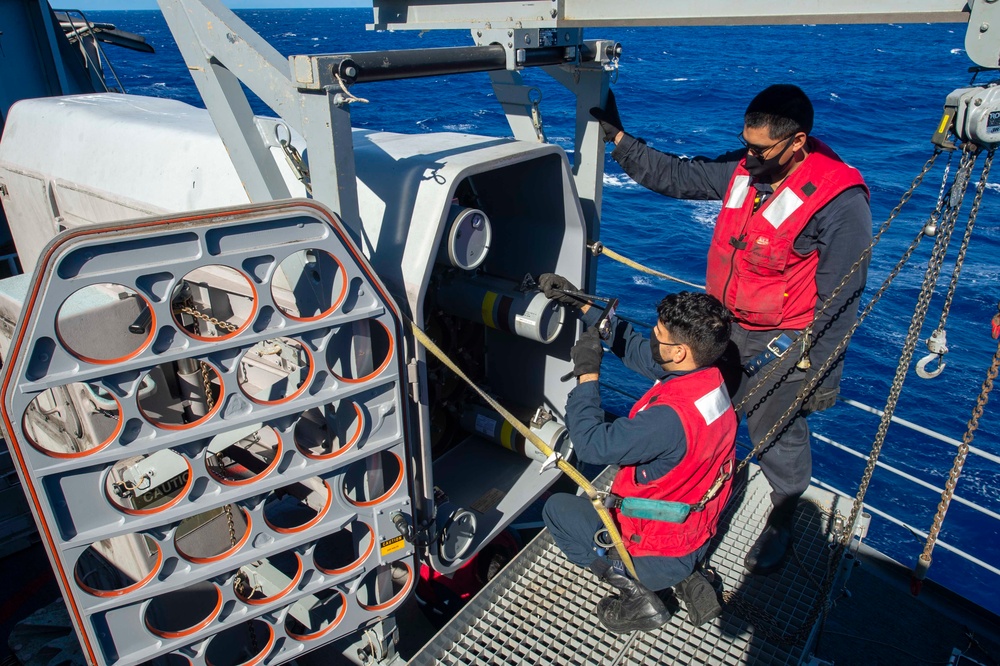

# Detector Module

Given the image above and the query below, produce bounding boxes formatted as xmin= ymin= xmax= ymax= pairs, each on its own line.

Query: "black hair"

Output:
xmin=744 ymin=84 xmax=813 ymax=139
xmin=656 ymin=292 xmax=732 ymax=367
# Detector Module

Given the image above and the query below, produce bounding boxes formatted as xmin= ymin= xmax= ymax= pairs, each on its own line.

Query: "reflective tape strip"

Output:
xmin=725 ymin=175 xmax=751 ymax=208
xmin=694 ymin=382 xmax=730 ymax=426
xmin=762 ymin=188 xmax=805 ymax=229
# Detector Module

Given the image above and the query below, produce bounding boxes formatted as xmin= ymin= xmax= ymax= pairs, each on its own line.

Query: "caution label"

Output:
xmin=380 ymin=535 xmax=405 ymax=557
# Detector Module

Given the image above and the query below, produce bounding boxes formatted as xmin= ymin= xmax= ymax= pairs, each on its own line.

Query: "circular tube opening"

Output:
xmin=137 ymin=360 xmax=222 ymax=430
xmin=342 ymin=451 xmax=403 ymax=507
xmin=234 ymin=550 xmax=302 ymax=605
xmin=205 ymin=425 xmax=281 ymax=486
xmin=57 ymin=283 xmax=154 ymax=363
xmin=271 ymin=249 xmax=347 ymax=320
xmin=204 ymin=619 xmax=273 ymax=666
xmin=293 ymin=403 xmax=363 ymax=460
xmin=75 ymin=534 xmax=161 ymax=597
xmin=172 ymin=266 xmax=256 ymax=340
xmin=174 ymin=505 xmax=250 ymax=563
xmin=284 ymin=588 xmax=347 ymax=641
xmin=262 ymin=477 xmax=331 ymax=533
xmin=105 ymin=451 xmax=192 ymax=515
xmin=144 ymin=581 xmax=222 ymax=638
xmin=238 ymin=337 xmax=312 ymax=404
xmin=326 ymin=319 xmax=393 ymax=383
xmin=356 ymin=562 xmax=413 ymax=612
xmin=23 ymin=383 xmax=122 ymax=458
xmin=313 ymin=520 xmax=374 ymax=574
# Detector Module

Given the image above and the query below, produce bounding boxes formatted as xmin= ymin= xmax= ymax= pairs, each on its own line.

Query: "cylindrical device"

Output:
xmin=459 ymin=405 xmax=573 ymax=464
xmin=436 ymin=274 xmax=564 ymax=344
xmin=435 ymin=206 xmax=492 ymax=271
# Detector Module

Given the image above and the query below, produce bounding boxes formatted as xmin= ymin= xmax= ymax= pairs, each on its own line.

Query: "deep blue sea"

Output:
xmin=89 ymin=8 xmax=1000 ymax=615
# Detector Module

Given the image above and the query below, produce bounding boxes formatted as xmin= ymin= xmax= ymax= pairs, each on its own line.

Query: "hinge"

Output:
xmin=407 ymin=358 xmax=421 ymax=403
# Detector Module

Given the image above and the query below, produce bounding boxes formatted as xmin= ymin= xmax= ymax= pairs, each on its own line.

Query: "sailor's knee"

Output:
xmin=542 ymin=492 xmax=576 ymax=530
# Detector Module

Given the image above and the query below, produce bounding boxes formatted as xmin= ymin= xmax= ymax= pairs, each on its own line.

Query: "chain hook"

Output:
xmin=528 ymin=87 xmax=545 ymax=143
xmin=916 ymin=329 xmax=949 ymax=379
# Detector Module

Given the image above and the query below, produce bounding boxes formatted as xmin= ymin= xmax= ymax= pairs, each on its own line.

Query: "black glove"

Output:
xmin=538 ymin=273 xmax=581 ymax=307
xmin=802 ymin=374 xmax=838 ymax=414
xmin=589 ymin=89 xmax=624 ymax=143
xmin=571 ymin=328 xmax=604 ymax=377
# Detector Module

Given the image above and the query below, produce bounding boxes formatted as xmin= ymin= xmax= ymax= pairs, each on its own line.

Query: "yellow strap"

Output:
xmin=597 ymin=245 xmax=706 ymax=291
xmin=406 ymin=316 xmax=639 ymax=579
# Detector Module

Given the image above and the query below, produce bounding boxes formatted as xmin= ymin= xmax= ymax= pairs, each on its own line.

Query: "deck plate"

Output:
xmin=411 ymin=464 xmax=859 ymax=666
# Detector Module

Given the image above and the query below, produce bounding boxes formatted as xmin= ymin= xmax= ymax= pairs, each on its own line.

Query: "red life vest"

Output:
xmin=610 ymin=367 xmax=737 ymax=558
xmin=705 ymin=138 xmax=869 ymax=330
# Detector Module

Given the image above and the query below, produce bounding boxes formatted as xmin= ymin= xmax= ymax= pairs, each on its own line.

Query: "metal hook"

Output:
xmin=916 ymin=329 xmax=949 ymax=379
xmin=916 ymin=352 xmax=947 ymax=379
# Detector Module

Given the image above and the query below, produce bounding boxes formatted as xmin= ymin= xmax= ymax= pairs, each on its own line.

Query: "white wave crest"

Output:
xmin=688 ymin=200 xmax=722 ymax=228
xmin=951 ymin=48 xmax=965 ymax=55
xmin=603 ymin=172 xmax=639 ymax=189
xmin=442 ymin=123 xmax=474 ymax=132
xmin=632 ymin=275 xmax=654 ymax=287
xmin=987 ymin=183 xmax=1000 ymax=193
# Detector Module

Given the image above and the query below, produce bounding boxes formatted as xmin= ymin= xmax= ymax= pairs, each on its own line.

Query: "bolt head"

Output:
xmin=981 ymin=22 xmax=990 ymax=32
xmin=524 ymin=34 xmax=531 ymax=44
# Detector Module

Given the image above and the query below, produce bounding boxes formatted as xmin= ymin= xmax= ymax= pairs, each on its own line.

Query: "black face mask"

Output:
xmin=744 ymin=136 xmax=794 ymax=181
xmin=650 ymin=330 xmax=667 ymax=367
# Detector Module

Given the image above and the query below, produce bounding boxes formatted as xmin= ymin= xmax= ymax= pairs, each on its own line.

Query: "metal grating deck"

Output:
xmin=410 ymin=464 xmax=860 ymax=666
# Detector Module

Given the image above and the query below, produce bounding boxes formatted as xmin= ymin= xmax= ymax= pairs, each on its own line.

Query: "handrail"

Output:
xmin=55 ymin=9 xmax=126 ymax=93
xmin=809 ymin=477 xmax=1000 ymax=579
xmin=812 ymin=432 xmax=1000 ymax=523
xmin=841 ymin=397 xmax=1000 ymax=466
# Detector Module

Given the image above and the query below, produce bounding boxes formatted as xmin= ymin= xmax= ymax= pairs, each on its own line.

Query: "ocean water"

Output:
xmin=89 ymin=8 xmax=1000 ymax=615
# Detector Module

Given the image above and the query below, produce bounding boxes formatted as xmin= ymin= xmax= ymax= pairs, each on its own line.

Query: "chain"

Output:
xmin=223 ymin=504 xmax=259 ymax=651
xmin=917 ymin=330 xmax=1000 ymax=578
xmin=177 ymin=304 xmax=238 ymax=333
xmin=934 ymin=149 xmax=994 ymax=333
xmin=733 ymin=149 xmax=943 ymax=463
xmin=200 ymin=361 xmax=215 ymax=411
xmin=734 ymin=149 xmax=942 ymax=418
xmin=722 ymin=148 xmax=957 ymax=644
xmin=841 ymin=142 xmax=978 ymax=544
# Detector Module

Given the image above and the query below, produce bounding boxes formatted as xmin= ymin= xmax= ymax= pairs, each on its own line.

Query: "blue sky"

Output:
xmin=73 ymin=1 xmax=370 ymax=8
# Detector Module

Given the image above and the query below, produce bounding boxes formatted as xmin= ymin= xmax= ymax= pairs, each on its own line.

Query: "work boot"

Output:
xmin=744 ymin=497 xmax=798 ymax=575
xmin=674 ymin=568 xmax=723 ymax=627
xmin=592 ymin=562 xmax=671 ymax=633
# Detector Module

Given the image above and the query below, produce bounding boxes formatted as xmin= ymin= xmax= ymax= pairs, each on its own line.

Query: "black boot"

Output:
xmin=591 ymin=561 xmax=671 ymax=633
xmin=744 ymin=497 xmax=798 ymax=576
xmin=674 ymin=568 xmax=723 ymax=627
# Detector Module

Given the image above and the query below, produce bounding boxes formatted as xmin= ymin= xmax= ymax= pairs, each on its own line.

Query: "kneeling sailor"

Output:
xmin=540 ymin=278 xmax=737 ymax=632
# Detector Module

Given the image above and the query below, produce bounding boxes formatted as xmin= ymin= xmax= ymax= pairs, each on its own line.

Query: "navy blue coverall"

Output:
xmin=542 ymin=309 xmax=710 ymax=592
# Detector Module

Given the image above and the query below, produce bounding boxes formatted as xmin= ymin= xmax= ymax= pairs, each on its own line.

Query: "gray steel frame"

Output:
xmin=154 ymin=0 xmax=620 ymax=297
xmin=157 ymin=0 xmax=361 ymax=239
